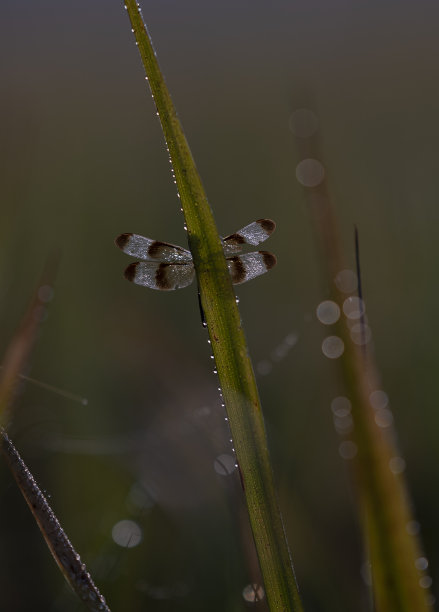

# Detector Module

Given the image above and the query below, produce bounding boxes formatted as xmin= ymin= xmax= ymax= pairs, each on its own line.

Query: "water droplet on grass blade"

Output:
xmin=214 ymin=454 xmax=236 ymax=475
xmin=242 ymin=583 xmax=265 ymax=602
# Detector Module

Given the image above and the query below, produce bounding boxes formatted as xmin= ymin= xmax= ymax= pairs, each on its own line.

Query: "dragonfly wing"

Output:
xmin=115 ymin=233 xmax=192 ymax=263
xmin=222 ymin=219 xmax=276 ymax=256
xmin=124 ymin=262 xmax=195 ymax=290
xmin=227 ymin=251 xmax=277 ymax=285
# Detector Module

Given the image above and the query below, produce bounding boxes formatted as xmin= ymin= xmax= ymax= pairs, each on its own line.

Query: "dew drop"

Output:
xmin=213 ymin=453 xmax=236 ymax=475
xmin=242 ymin=583 xmax=265 ymax=603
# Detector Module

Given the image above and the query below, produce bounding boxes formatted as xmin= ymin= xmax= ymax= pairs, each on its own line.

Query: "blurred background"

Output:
xmin=1 ymin=0 xmax=438 ymax=610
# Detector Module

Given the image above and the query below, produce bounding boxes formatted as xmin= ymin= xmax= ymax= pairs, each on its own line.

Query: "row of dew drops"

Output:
xmin=114 ymin=9 xmax=261 ymax=604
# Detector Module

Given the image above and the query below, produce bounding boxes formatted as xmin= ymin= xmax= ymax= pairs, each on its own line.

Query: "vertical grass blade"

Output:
xmin=122 ymin=2 xmax=303 ymax=609
xmin=297 ymin=136 xmax=432 ymax=611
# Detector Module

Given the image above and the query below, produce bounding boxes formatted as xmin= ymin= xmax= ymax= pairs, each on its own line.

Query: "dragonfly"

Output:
xmin=115 ymin=219 xmax=277 ymax=291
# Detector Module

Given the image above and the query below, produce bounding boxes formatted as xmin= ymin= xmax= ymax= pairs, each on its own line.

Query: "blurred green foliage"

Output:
xmin=0 ymin=1 xmax=438 ymax=610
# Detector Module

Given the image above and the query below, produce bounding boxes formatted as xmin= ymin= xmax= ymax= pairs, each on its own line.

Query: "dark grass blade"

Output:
xmin=1 ymin=429 xmax=111 ymax=612
xmin=0 ymin=261 xmax=111 ymax=610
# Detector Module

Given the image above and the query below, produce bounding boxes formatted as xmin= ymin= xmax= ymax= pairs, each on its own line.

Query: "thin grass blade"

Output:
xmin=122 ymin=2 xmax=303 ymax=609
xmin=1 ymin=429 xmax=111 ymax=612
xmin=295 ymin=129 xmax=433 ymax=611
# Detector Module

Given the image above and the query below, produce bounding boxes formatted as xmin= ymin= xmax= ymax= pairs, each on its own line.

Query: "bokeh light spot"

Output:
xmin=331 ymin=396 xmax=352 ymax=417
xmin=406 ymin=520 xmax=420 ymax=535
xmin=288 ymin=108 xmax=319 ymax=138
xmin=257 ymin=360 xmax=272 ymax=375
xmin=112 ymin=519 xmax=142 ymax=548
xmin=375 ymin=408 xmax=393 ymax=428
xmin=322 ymin=336 xmax=344 ymax=359
xmin=343 ymin=296 xmax=365 ymax=320
xmin=334 ymin=269 xmax=357 ymax=293
xmin=389 ymin=456 xmax=406 ymax=474
xmin=350 ymin=323 xmax=372 ymax=345
xmin=316 ymin=300 xmax=340 ymax=325
xmin=339 ymin=440 xmax=357 ymax=459
xmin=415 ymin=557 xmax=429 ymax=571
xmin=370 ymin=390 xmax=389 ymax=410
xmin=296 ymin=158 xmax=325 ymax=187
xmin=419 ymin=576 xmax=433 ymax=589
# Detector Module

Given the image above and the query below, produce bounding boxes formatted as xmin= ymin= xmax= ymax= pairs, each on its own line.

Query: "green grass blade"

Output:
xmin=300 ymin=141 xmax=432 ymax=611
xmin=123 ymin=2 xmax=303 ymax=609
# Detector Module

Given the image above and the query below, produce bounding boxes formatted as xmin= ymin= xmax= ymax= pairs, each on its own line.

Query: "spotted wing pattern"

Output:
xmin=115 ymin=233 xmax=192 ymax=263
xmin=115 ymin=219 xmax=276 ymax=291
xmin=124 ymin=261 xmax=195 ymax=291
xmin=222 ymin=219 xmax=276 ymax=256
xmin=228 ymin=251 xmax=277 ymax=284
